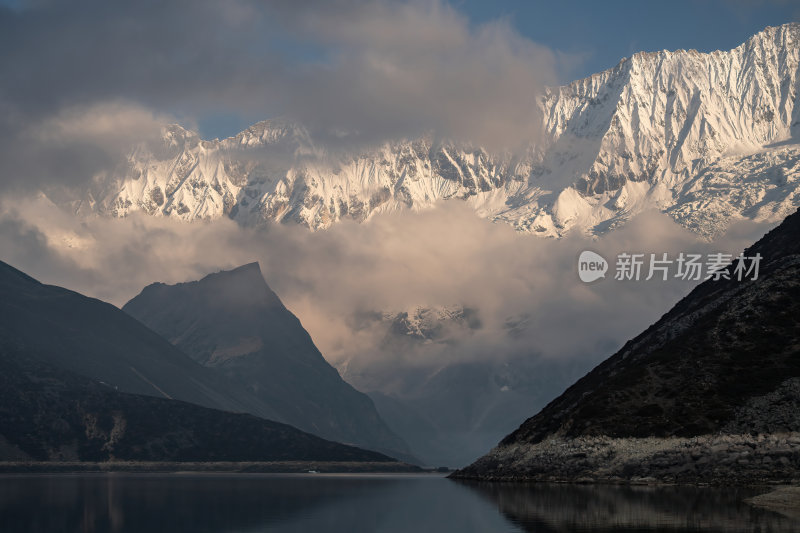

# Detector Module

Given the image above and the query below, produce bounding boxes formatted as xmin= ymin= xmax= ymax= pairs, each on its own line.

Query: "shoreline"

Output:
xmin=451 ymin=433 xmax=800 ymax=485
xmin=0 ymin=460 xmax=423 ymax=474
xmin=746 ymin=486 xmax=800 ymax=519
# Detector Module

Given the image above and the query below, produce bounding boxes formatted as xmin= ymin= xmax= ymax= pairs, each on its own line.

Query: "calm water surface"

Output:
xmin=0 ymin=473 xmax=797 ymax=533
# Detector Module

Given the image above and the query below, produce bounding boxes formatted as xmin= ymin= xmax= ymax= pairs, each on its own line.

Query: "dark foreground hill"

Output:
xmin=123 ymin=263 xmax=412 ymax=461
xmin=0 ymin=261 xmax=398 ymax=464
xmin=0 ymin=345 xmax=394 ymax=463
xmin=0 ymin=261 xmax=280 ymax=421
xmin=454 ymin=209 xmax=800 ymax=484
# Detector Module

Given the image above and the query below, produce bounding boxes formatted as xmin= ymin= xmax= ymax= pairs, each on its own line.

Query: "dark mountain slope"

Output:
xmin=123 ymin=263 xmax=412 ymax=461
xmin=454 ymin=209 xmax=800 ymax=483
xmin=0 ymin=261 xmax=280 ymax=421
xmin=0 ymin=345 xmax=393 ymax=463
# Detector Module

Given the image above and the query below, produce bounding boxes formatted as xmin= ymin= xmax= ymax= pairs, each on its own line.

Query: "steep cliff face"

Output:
xmin=0 ymin=261 xmax=395 ymax=464
xmin=452 ymin=208 xmax=800 ymax=483
xmin=0 ymin=260 xmax=279 ymax=421
xmin=542 ymin=23 xmax=799 ymax=195
xmin=122 ymin=263 xmax=413 ymax=462
xmin=79 ymin=24 xmax=800 ymax=238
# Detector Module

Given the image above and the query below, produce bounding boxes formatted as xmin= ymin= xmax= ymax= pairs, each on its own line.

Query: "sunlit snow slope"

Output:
xmin=84 ymin=24 xmax=800 ymax=238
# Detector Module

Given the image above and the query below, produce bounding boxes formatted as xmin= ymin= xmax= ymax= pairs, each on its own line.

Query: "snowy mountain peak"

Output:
xmin=81 ymin=24 xmax=800 ymax=238
xmin=227 ymin=119 xmax=313 ymax=150
xmin=381 ymin=305 xmax=482 ymax=342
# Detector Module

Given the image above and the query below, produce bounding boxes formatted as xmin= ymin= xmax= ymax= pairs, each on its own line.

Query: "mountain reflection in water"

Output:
xmin=460 ymin=481 xmax=800 ymax=532
xmin=0 ymin=473 xmax=518 ymax=533
xmin=3 ymin=473 xmax=799 ymax=533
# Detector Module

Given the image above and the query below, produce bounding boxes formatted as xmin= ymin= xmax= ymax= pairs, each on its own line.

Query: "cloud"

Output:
xmin=274 ymin=0 xmax=559 ymax=150
xmin=0 ymin=0 xmax=275 ymax=118
xmin=0 ymin=0 xmax=275 ymax=192
xmin=31 ymin=103 xmax=170 ymax=148
xmin=0 ymin=0 xmax=776 ymax=379
xmin=0 ymin=101 xmax=173 ymax=194
xmin=0 ymin=0 xmax=561 ymax=196
xmin=0 ymin=195 xmax=776 ymax=384
xmin=4 ymin=102 xmax=176 ymax=193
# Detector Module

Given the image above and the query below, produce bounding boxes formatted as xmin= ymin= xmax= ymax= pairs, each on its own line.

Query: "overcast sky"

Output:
xmin=0 ymin=0 xmax=796 ymax=143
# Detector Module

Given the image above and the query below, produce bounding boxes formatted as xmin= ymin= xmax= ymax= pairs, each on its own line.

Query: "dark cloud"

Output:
xmin=0 ymin=0 xmax=276 ymax=191
xmin=273 ymin=0 xmax=558 ymax=149
xmin=0 ymin=102 xmax=171 ymax=193
xmin=0 ymin=0 xmax=277 ymax=117
xmin=0 ymin=0 xmax=559 ymax=193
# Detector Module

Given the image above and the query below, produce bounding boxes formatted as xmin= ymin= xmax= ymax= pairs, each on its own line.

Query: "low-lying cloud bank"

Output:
xmin=0 ymin=195 xmax=775 ymax=381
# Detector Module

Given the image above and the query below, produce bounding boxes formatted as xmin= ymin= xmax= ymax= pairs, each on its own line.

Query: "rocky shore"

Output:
xmin=746 ymin=486 xmax=800 ymax=519
xmin=452 ymin=432 xmax=800 ymax=484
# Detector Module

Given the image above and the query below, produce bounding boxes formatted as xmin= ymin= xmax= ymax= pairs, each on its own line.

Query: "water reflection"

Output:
xmin=460 ymin=481 xmax=800 ymax=532
xmin=0 ymin=473 xmax=519 ymax=533
xmin=3 ymin=474 xmax=798 ymax=533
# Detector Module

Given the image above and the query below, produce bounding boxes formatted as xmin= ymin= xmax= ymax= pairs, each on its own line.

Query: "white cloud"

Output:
xmin=0 ymin=196 xmax=776 ymax=381
xmin=280 ymin=0 xmax=559 ymax=150
xmin=0 ymin=101 xmax=174 ymax=194
xmin=31 ymin=102 xmax=171 ymax=149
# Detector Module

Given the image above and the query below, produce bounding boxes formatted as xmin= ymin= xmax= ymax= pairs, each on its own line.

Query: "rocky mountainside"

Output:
xmin=453 ymin=207 xmax=800 ymax=483
xmin=0 ymin=346 xmax=393 ymax=463
xmin=79 ymin=24 xmax=800 ymax=238
xmin=0 ymin=260 xmax=280 ymax=421
xmin=122 ymin=263 xmax=413 ymax=461
xmin=0 ymin=262 xmax=394 ymax=464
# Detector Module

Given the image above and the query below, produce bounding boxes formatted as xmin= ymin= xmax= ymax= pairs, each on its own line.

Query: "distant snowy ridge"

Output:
xmin=80 ymin=24 xmax=800 ymax=238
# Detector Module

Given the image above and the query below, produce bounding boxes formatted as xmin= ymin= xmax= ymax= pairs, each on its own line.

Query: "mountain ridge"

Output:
xmin=451 ymin=208 xmax=800 ymax=483
xmin=0 ymin=261 xmax=397 ymax=464
xmin=0 ymin=346 xmax=396 ymax=463
xmin=70 ymin=23 xmax=800 ymax=238
xmin=0 ymin=259 xmax=282 ymax=421
xmin=123 ymin=263 xmax=415 ymax=462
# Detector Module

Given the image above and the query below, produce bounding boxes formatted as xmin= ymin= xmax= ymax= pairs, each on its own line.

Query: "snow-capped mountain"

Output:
xmin=382 ymin=305 xmax=482 ymax=342
xmin=84 ymin=24 xmax=800 ymax=238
